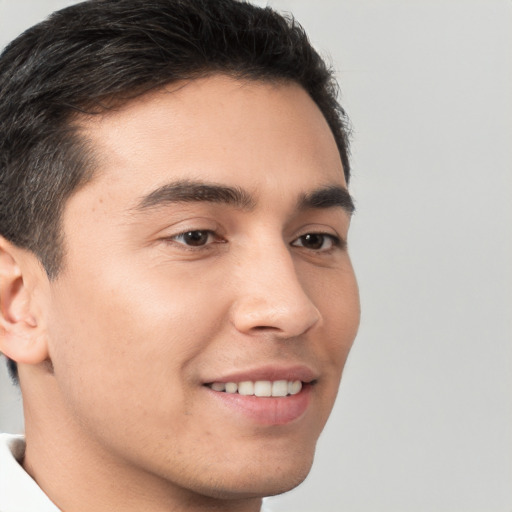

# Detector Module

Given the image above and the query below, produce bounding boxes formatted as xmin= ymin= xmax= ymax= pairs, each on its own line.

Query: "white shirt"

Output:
xmin=0 ymin=433 xmax=60 ymax=512
xmin=0 ymin=433 xmax=273 ymax=512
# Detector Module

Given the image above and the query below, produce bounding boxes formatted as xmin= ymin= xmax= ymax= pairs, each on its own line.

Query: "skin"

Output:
xmin=0 ymin=75 xmax=360 ymax=512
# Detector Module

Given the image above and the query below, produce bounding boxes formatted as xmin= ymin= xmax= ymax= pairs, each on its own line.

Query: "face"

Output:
xmin=44 ymin=76 xmax=360 ymax=499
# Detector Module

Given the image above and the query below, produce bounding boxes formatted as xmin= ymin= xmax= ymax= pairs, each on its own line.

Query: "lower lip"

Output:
xmin=204 ymin=384 xmax=312 ymax=426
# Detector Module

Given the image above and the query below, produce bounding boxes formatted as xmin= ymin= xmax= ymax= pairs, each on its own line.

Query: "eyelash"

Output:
xmin=291 ymin=232 xmax=343 ymax=252
xmin=167 ymin=230 xmax=225 ymax=248
xmin=166 ymin=230 xmax=344 ymax=253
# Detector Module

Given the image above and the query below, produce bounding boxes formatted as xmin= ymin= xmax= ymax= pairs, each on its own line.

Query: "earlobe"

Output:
xmin=0 ymin=237 xmax=49 ymax=366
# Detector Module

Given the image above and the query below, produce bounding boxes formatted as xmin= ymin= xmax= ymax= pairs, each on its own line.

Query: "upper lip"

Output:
xmin=203 ymin=364 xmax=319 ymax=384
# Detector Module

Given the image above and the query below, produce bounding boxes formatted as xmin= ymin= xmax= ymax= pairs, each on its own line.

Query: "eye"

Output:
xmin=291 ymin=233 xmax=341 ymax=251
xmin=170 ymin=230 xmax=218 ymax=247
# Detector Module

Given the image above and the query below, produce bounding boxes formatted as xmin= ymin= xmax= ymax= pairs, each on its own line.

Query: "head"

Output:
xmin=0 ymin=0 xmax=358 ymax=506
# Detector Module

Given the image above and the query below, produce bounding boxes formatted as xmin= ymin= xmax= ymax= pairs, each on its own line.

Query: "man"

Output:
xmin=0 ymin=1 xmax=360 ymax=511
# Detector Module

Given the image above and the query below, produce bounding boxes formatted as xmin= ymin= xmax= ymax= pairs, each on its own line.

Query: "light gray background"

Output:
xmin=1 ymin=1 xmax=511 ymax=511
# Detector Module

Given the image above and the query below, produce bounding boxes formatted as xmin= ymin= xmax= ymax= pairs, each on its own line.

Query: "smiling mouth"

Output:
xmin=205 ymin=380 xmax=304 ymax=397
xmin=204 ymin=375 xmax=315 ymax=424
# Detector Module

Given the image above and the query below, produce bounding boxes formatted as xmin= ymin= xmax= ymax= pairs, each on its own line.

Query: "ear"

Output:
xmin=0 ymin=236 xmax=49 ymax=366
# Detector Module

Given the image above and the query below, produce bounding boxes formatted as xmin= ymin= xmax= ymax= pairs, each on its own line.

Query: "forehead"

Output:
xmin=77 ymin=75 xmax=346 ymax=209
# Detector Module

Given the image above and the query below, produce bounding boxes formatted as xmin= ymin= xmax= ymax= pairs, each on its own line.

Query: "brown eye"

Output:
xmin=300 ymin=234 xmax=325 ymax=250
xmin=173 ymin=230 xmax=214 ymax=246
xmin=292 ymin=233 xmax=339 ymax=251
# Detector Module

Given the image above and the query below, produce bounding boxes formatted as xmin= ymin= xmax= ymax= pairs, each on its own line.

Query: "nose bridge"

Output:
xmin=230 ymin=238 xmax=321 ymax=337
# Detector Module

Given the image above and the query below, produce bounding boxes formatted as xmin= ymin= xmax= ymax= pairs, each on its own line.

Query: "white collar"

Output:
xmin=0 ymin=433 xmax=60 ymax=512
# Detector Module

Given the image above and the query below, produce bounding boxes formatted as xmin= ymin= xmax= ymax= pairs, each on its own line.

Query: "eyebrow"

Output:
xmin=298 ymin=185 xmax=355 ymax=215
xmin=133 ymin=180 xmax=354 ymax=215
xmin=134 ymin=179 xmax=255 ymax=211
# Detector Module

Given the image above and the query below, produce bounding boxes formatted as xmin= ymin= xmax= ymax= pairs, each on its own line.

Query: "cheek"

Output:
xmin=308 ymin=260 xmax=360 ymax=339
xmin=331 ymin=275 xmax=360 ymax=354
xmin=309 ymin=262 xmax=360 ymax=384
xmin=302 ymin=267 xmax=359 ymax=440
xmin=45 ymin=265 xmax=226 ymax=417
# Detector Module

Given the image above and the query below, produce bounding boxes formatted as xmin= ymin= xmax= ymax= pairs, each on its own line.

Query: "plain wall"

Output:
xmin=1 ymin=1 xmax=511 ymax=511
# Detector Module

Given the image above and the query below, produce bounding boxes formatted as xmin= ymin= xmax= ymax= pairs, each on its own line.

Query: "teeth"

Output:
xmin=288 ymin=380 xmax=302 ymax=395
xmin=225 ymin=382 xmax=238 ymax=393
xmin=238 ymin=381 xmax=254 ymax=395
xmin=208 ymin=379 xmax=303 ymax=397
xmin=272 ymin=380 xmax=288 ymax=397
xmin=254 ymin=381 xmax=272 ymax=397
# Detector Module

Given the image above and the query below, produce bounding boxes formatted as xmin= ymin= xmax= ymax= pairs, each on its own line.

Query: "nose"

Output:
xmin=229 ymin=244 xmax=321 ymax=339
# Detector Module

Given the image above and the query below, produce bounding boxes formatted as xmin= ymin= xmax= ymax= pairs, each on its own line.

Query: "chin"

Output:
xmin=195 ymin=451 xmax=315 ymax=500
xmin=254 ymin=465 xmax=313 ymax=498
